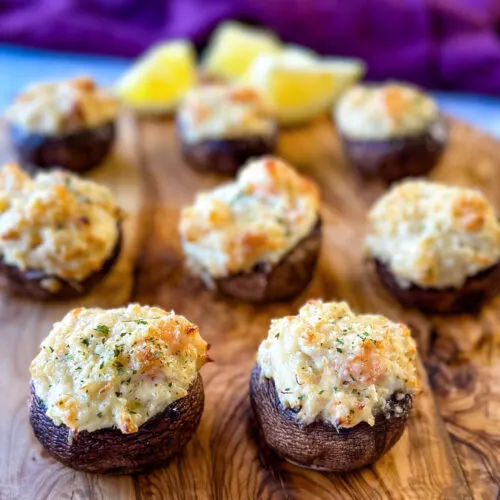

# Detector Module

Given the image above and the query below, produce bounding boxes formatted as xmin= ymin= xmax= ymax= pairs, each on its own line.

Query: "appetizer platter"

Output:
xmin=1 ymin=21 xmax=499 ymax=500
xmin=1 ymin=111 xmax=498 ymax=499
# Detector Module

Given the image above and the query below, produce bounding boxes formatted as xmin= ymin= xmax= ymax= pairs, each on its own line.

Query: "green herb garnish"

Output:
xmin=122 ymin=319 xmax=148 ymax=325
xmin=94 ymin=324 xmax=110 ymax=335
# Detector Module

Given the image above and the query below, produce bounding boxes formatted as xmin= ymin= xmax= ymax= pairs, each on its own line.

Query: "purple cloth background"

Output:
xmin=1 ymin=0 xmax=499 ymax=94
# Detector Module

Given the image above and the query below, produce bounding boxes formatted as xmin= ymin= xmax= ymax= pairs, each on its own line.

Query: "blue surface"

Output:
xmin=433 ymin=92 xmax=500 ymax=138
xmin=2 ymin=43 xmax=500 ymax=137
xmin=0 ymin=44 xmax=129 ymax=107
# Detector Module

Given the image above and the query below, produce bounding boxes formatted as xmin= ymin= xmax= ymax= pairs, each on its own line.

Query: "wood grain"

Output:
xmin=1 ymin=115 xmax=499 ymax=499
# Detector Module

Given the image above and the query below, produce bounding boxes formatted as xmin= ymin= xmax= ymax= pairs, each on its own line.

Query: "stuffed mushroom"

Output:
xmin=250 ymin=299 xmax=419 ymax=471
xmin=366 ymin=180 xmax=500 ymax=313
xmin=179 ymin=156 xmax=321 ymax=302
xmin=5 ymin=77 xmax=117 ymax=173
xmin=176 ymin=85 xmax=277 ymax=175
xmin=29 ymin=303 xmax=208 ymax=474
xmin=0 ymin=163 xmax=123 ymax=300
xmin=335 ymin=82 xmax=446 ymax=183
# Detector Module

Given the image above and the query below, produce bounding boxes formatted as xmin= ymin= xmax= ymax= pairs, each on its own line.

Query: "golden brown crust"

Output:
xmin=30 ymin=304 xmax=208 ymax=433
xmin=180 ymin=157 xmax=320 ymax=279
xmin=6 ymin=77 xmax=117 ymax=134
xmin=336 ymin=83 xmax=439 ymax=140
xmin=256 ymin=299 xmax=418 ymax=427
xmin=366 ymin=179 xmax=500 ymax=289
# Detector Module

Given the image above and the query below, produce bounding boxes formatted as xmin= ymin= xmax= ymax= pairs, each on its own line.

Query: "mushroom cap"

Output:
xmin=29 ymin=374 xmax=204 ymax=474
xmin=340 ymin=116 xmax=447 ymax=184
xmin=250 ymin=363 xmax=412 ymax=472
xmin=0 ymin=223 xmax=122 ymax=301
xmin=178 ymin=127 xmax=277 ymax=176
xmin=374 ymin=257 xmax=500 ymax=314
xmin=9 ymin=121 xmax=116 ymax=173
xmin=214 ymin=219 xmax=321 ymax=302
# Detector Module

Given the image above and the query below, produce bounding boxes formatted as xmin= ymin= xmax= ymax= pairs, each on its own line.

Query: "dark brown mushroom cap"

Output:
xmin=0 ymin=223 xmax=122 ymax=301
xmin=29 ymin=374 xmax=204 ymax=474
xmin=250 ymin=363 xmax=412 ymax=472
xmin=339 ymin=116 xmax=447 ymax=184
xmin=213 ymin=218 xmax=321 ymax=302
xmin=9 ymin=121 xmax=116 ymax=174
xmin=177 ymin=125 xmax=278 ymax=176
xmin=374 ymin=257 xmax=500 ymax=314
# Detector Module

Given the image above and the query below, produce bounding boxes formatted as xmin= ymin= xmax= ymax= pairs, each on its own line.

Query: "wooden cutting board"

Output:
xmin=0 ymin=114 xmax=499 ymax=500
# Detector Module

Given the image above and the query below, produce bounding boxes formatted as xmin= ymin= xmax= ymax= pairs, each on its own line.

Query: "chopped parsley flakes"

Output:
xmin=122 ymin=319 xmax=148 ymax=325
xmin=94 ymin=324 xmax=110 ymax=335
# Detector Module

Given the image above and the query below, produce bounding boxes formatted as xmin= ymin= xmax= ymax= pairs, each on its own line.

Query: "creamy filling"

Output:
xmin=179 ymin=156 xmax=320 ymax=278
xmin=366 ymin=179 xmax=500 ymax=289
xmin=177 ymin=84 xmax=275 ymax=143
xmin=335 ymin=82 xmax=439 ymax=140
xmin=0 ymin=163 xmax=121 ymax=287
xmin=257 ymin=300 xmax=418 ymax=428
xmin=5 ymin=77 xmax=117 ymax=135
xmin=30 ymin=304 xmax=208 ymax=433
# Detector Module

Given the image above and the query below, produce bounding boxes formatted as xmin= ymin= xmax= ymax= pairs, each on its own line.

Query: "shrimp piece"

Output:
xmin=346 ymin=342 xmax=384 ymax=384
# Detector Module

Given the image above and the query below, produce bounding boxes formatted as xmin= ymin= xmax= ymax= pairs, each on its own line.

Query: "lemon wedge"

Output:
xmin=244 ymin=48 xmax=365 ymax=125
xmin=115 ymin=40 xmax=196 ymax=113
xmin=202 ymin=21 xmax=282 ymax=81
